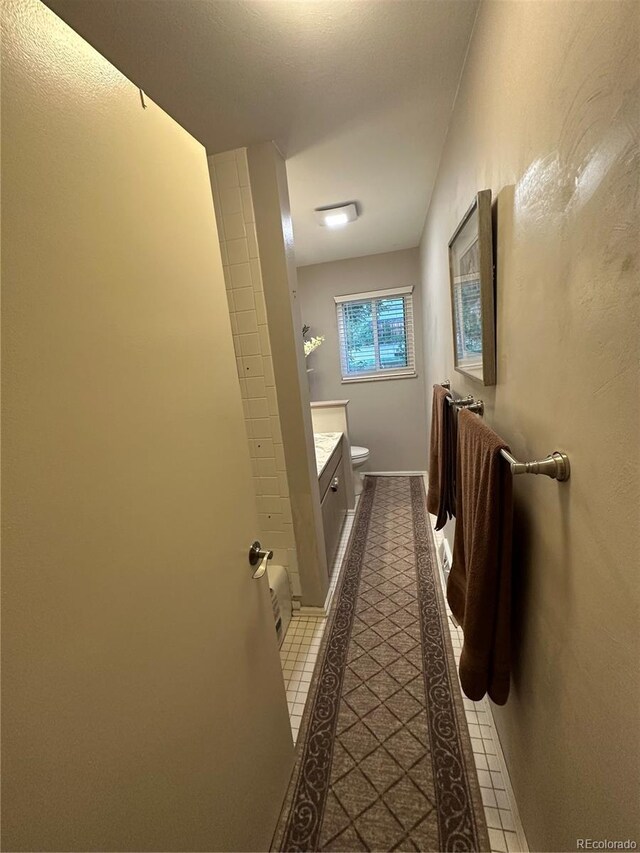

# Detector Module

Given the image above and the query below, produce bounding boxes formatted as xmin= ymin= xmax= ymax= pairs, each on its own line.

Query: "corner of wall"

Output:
xmin=246 ymin=141 xmax=329 ymax=608
xmin=207 ymin=148 xmax=301 ymax=599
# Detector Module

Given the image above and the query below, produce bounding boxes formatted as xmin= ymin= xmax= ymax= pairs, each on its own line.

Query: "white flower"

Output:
xmin=304 ymin=335 xmax=325 ymax=357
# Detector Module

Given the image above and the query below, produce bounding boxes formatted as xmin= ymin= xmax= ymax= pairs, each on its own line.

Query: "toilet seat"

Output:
xmin=351 ymin=446 xmax=370 ymax=461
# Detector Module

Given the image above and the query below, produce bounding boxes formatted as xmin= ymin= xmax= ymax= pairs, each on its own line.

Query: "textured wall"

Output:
xmin=419 ymin=2 xmax=639 ymax=850
xmin=208 ymin=150 xmax=301 ymax=596
xmin=297 ymin=249 xmax=429 ymax=473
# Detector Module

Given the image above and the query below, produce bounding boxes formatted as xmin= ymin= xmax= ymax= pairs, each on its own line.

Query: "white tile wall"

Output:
xmin=208 ymin=149 xmax=300 ymax=598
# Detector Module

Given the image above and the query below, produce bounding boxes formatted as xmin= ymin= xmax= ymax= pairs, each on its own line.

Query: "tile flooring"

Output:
xmin=431 ymin=521 xmax=528 ymax=853
xmin=279 ymin=507 xmax=357 ymax=741
xmin=277 ymin=482 xmax=529 ymax=853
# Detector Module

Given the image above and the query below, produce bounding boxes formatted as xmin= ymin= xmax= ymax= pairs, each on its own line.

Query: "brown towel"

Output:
xmin=427 ymin=384 xmax=456 ymax=528
xmin=436 ymin=395 xmax=457 ymax=530
xmin=447 ymin=408 xmax=513 ymax=705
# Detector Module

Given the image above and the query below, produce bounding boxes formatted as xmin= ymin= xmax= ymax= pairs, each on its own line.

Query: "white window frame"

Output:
xmin=334 ymin=286 xmax=416 ymax=383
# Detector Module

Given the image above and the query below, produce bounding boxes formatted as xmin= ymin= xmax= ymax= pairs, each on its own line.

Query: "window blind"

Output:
xmin=335 ymin=287 xmax=416 ymax=382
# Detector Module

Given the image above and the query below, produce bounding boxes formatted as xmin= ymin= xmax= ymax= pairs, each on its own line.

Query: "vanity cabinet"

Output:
xmin=319 ymin=437 xmax=348 ymax=576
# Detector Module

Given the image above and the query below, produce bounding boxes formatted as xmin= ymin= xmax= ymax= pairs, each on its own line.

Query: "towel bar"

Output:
xmin=440 ymin=380 xmax=571 ymax=481
xmin=447 ymin=395 xmax=485 ymax=415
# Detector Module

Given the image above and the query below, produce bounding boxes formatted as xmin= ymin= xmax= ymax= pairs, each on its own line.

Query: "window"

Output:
xmin=335 ymin=286 xmax=416 ymax=382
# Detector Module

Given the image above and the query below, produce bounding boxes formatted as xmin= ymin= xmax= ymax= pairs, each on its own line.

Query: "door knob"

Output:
xmin=248 ymin=540 xmax=273 ymax=579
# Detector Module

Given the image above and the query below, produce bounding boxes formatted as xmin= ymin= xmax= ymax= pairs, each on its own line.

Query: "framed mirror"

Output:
xmin=448 ymin=189 xmax=496 ymax=385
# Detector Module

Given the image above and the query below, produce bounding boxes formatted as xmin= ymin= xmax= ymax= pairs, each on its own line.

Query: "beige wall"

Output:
xmin=297 ymin=249 xmax=428 ymax=472
xmin=419 ymin=2 xmax=640 ymax=850
xmin=208 ymin=149 xmax=302 ymax=597
xmin=2 ymin=1 xmax=294 ymax=848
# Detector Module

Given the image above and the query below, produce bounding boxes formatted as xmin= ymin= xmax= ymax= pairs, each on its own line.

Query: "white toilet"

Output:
xmin=350 ymin=445 xmax=370 ymax=496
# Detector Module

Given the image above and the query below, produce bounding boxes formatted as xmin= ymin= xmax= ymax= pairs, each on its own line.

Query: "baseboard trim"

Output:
xmin=297 ymin=604 xmax=328 ymax=617
xmin=366 ymin=470 xmax=428 ymax=477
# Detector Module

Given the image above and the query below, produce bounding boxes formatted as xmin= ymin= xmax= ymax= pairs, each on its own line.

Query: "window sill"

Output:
xmin=341 ymin=371 xmax=417 ymax=385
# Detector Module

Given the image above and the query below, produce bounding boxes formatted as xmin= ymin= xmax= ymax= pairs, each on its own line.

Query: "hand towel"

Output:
xmin=447 ymin=408 xmax=513 ymax=705
xmin=435 ymin=393 xmax=457 ymax=531
xmin=427 ymin=384 xmax=456 ymax=527
xmin=426 ymin=384 xmax=456 ymax=528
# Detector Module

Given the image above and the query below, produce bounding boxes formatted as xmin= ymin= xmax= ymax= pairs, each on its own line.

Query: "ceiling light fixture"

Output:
xmin=324 ymin=212 xmax=349 ymax=227
xmin=315 ymin=203 xmax=358 ymax=228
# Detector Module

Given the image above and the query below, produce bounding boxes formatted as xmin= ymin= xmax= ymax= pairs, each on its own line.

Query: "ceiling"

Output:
xmin=45 ymin=0 xmax=478 ymax=267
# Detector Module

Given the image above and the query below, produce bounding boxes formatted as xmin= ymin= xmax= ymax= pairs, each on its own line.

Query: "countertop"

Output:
xmin=314 ymin=432 xmax=343 ymax=476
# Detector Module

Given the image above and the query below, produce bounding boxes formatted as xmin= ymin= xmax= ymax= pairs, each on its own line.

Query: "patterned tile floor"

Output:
xmin=277 ymin=479 xmax=529 ymax=853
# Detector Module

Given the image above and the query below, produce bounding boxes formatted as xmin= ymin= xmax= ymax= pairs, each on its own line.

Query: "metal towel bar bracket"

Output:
xmin=447 ymin=395 xmax=485 ymax=416
xmin=500 ymin=449 xmax=570 ymax=481
xmin=465 ymin=402 xmax=485 ymax=415
xmin=440 ymin=380 xmax=571 ymax=481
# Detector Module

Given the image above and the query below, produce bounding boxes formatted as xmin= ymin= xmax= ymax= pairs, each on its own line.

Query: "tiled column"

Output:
xmin=208 ymin=149 xmax=300 ymax=597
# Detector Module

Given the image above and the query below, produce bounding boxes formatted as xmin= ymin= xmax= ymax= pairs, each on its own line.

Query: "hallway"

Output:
xmin=275 ymin=476 xmax=523 ymax=852
xmin=3 ymin=1 xmax=638 ymax=850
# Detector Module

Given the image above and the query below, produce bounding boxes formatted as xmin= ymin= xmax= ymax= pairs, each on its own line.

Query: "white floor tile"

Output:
xmin=470 ymin=737 xmax=484 ymax=754
xmin=477 ymin=769 xmax=492 ymax=788
xmin=483 ymin=737 xmax=498 ymax=755
xmin=491 ymin=770 xmax=506 ymax=789
xmin=504 ymin=831 xmax=520 ymax=852
xmin=487 ymin=754 xmax=501 ymax=772
xmin=494 ymin=790 xmax=510 ymax=810
xmin=485 ymin=807 xmax=501 ymax=829
xmin=489 ymin=827 xmax=507 ymax=852
xmin=474 ymin=753 xmax=489 ymax=771
xmin=277 ymin=506 xmax=355 ymax=743
xmin=481 ymin=787 xmax=497 ymax=808
xmin=500 ymin=809 xmax=515 ymax=832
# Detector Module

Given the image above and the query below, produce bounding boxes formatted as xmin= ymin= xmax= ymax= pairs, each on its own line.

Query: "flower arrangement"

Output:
xmin=302 ymin=324 xmax=325 ymax=358
xmin=304 ymin=336 xmax=325 ymax=357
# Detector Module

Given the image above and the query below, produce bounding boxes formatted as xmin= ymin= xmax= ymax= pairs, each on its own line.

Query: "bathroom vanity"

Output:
xmin=314 ymin=432 xmax=348 ymax=575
